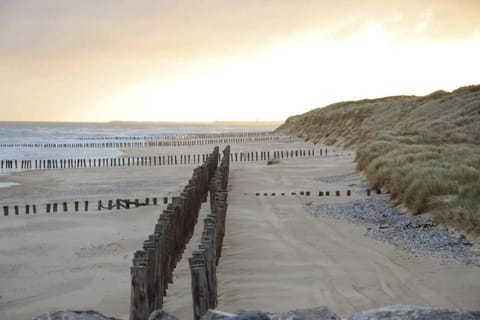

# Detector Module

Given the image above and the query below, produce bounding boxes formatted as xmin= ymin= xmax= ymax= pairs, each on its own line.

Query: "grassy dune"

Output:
xmin=278 ymin=85 xmax=480 ymax=236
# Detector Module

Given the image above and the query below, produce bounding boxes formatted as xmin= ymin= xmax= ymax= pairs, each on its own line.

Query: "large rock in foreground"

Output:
xmin=269 ymin=306 xmax=340 ymax=320
xmin=33 ymin=310 xmax=122 ymax=320
xmin=201 ymin=307 xmax=339 ymax=320
xmin=348 ymin=305 xmax=480 ymax=320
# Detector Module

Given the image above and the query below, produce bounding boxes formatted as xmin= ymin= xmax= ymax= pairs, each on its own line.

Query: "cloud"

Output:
xmin=414 ymin=8 xmax=432 ymax=35
xmin=1 ymin=0 xmax=480 ymax=121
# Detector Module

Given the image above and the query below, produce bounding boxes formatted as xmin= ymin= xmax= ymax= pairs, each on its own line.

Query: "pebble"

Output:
xmin=307 ymin=193 xmax=479 ymax=266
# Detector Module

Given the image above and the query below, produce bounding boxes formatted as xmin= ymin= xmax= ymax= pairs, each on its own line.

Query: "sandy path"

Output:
xmin=215 ymin=155 xmax=480 ymax=317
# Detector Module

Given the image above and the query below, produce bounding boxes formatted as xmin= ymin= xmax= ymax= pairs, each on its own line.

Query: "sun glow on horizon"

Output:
xmin=91 ymin=21 xmax=480 ymax=122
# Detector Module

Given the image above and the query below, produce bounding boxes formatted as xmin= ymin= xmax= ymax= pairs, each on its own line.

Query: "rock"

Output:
xmin=201 ymin=309 xmax=237 ymax=320
xmin=348 ymin=305 xmax=480 ymax=320
xmin=33 ymin=310 xmax=122 ymax=320
xmin=229 ymin=311 xmax=270 ymax=320
xmin=270 ymin=306 xmax=341 ymax=320
xmin=267 ymin=159 xmax=280 ymax=165
xmin=148 ymin=309 xmax=179 ymax=320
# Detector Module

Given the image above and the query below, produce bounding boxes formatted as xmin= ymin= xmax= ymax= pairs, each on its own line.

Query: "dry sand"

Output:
xmin=0 ymin=140 xmax=479 ymax=320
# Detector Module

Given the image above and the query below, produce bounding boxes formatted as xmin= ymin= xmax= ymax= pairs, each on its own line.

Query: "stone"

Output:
xmin=33 ymin=310 xmax=122 ymax=320
xmin=148 ymin=309 xmax=179 ymax=320
xmin=201 ymin=309 xmax=236 ymax=320
xmin=229 ymin=311 xmax=270 ymax=320
xmin=348 ymin=305 xmax=480 ymax=320
xmin=270 ymin=306 xmax=341 ymax=320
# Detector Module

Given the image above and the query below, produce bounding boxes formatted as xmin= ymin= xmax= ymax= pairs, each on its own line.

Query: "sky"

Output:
xmin=1 ymin=1 xmax=479 ymax=122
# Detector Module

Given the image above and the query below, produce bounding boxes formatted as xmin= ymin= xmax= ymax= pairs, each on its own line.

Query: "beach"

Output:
xmin=0 ymin=137 xmax=479 ymax=319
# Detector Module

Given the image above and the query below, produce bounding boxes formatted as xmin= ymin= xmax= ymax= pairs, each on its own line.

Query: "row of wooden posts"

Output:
xmin=0 ymin=148 xmax=328 ymax=171
xmin=189 ymin=145 xmax=231 ymax=320
xmin=0 ymin=135 xmax=283 ymax=149
xmin=1 ymin=188 xmax=380 ymax=217
xmin=130 ymin=146 xmax=222 ymax=320
xmin=1 ymin=197 xmax=172 ymax=216
xmin=255 ymin=189 xmax=382 ymax=197
xmin=77 ymin=131 xmax=274 ymax=141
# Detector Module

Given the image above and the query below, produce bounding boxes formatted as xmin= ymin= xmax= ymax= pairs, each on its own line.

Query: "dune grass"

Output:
xmin=278 ymin=85 xmax=480 ymax=236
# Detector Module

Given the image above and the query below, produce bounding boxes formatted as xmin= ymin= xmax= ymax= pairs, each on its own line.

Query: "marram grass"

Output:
xmin=278 ymin=85 xmax=480 ymax=236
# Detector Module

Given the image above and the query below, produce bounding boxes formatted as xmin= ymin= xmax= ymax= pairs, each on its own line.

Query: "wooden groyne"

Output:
xmin=0 ymin=148 xmax=332 ymax=172
xmin=189 ymin=146 xmax=230 ymax=320
xmin=1 ymin=196 xmax=175 ymax=217
xmin=129 ymin=147 xmax=221 ymax=320
xmin=0 ymin=133 xmax=286 ymax=149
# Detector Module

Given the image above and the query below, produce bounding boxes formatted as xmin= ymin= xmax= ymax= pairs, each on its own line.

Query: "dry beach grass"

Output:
xmin=278 ymin=85 xmax=480 ymax=236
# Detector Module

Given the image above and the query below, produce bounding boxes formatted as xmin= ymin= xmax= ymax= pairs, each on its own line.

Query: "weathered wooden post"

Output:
xmin=130 ymin=251 xmax=148 ymax=320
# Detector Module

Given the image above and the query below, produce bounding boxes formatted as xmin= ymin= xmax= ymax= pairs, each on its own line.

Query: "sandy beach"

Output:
xmin=0 ymin=139 xmax=479 ymax=320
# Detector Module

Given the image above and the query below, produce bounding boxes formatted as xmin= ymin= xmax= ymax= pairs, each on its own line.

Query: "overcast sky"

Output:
xmin=1 ymin=0 xmax=479 ymax=122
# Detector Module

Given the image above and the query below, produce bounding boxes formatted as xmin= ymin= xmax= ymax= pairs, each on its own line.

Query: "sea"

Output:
xmin=0 ymin=121 xmax=278 ymax=161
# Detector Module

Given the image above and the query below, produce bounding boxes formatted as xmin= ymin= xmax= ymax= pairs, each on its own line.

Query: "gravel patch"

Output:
xmin=306 ymin=194 xmax=479 ymax=266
